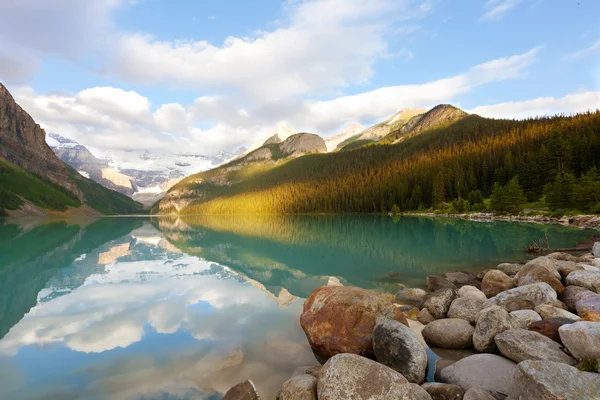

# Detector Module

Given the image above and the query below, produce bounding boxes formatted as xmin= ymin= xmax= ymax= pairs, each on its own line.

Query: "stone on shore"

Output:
xmin=447 ymin=297 xmax=494 ymax=324
xmin=223 ymin=380 xmax=261 ymax=400
xmin=557 ymin=263 xmax=584 ymax=280
xmin=445 ymin=271 xmax=480 ymax=288
xmin=463 ymin=388 xmax=496 ymax=400
xmin=509 ymin=310 xmax=541 ymax=328
xmin=508 ymin=360 xmax=600 ymax=400
xmin=299 ymin=286 xmax=408 ymax=357
xmin=473 ymin=306 xmax=516 ymax=353
xmin=439 ymin=354 xmax=517 ymax=400
xmin=317 ymin=354 xmax=432 ymax=400
xmin=558 ymin=321 xmax=600 ymax=361
xmin=491 ymin=283 xmax=557 ymax=312
xmin=515 ymin=256 xmax=561 ymax=281
xmin=421 ymin=382 xmax=465 ymax=400
xmin=423 ymin=288 xmax=457 ymax=319
xmin=396 ymin=288 xmax=428 ymax=307
xmin=528 ymin=317 xmax=577 ymax=344
xmin=497 ymin=263 xmax=522 ymax=277
xmin=276 ymin=375 xmax=317 ymax=400
xmin=574 ymin=290 xmax=600 ymax=321
xmin=560 ymin=285 xmax=589 ymax=312
xmin=593 ymin=242 xmax=600 ymax=257
xmin=422 ymin=319 xmax=475 ymax=349
xmin=458 ymin=285 xmax=487 ymax=300
xmin=494 ymin=329 xmax=576 ymax=365
xmin=481 ymin=270 xmax=514 ymax=298
xmin=372 ymin=319 xmax=428 ymax=384
xmin=565 ymin=270 xmax=600 ymax=291
xmin=427 ymin=276 xmax=458 ymax=291
xmin=292 ymin=366 xmax=321 ymax=378
xmin=547 ymin=252 xmax=582 ymax=262
xmin=534 ymin=304 xmax=581 ymax=320
xmin=418 ymin=308 xmax=436 ymax=325
xmin=517 ymin=265 xmax=564 ymax=296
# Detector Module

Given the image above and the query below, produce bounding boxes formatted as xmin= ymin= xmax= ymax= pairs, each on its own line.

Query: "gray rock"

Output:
xmin=421 ymin=382 xmax=465 ymax=400
xmin=277 ymin=375 xmax=317 ymax=400
xmin=497 ymin=263 xmax=522 ymax=277
xmin=547 ymin=252 xmax=582 ymax=262
xmin=559 ymin=321 xmax=600 ymax=361
xmin=508 ymin=360 xmax=600 ymax=400
xmin=482 ymin=270 xmax=514 ymax=298
xmin=491 ymin=283 xmax=557 ymax=311
xmin=448 ymin=297 xmax=494 ymax=324
xmin=494 ymin=329 xmax=576 ymax=365
xmin=458 ymin=285 xmax=487 ymax=300
xmin=396 ymin=287 xmax=428 ymax=307
xmin=463 ymin=388 xmax=496 ymax=400
xmin=473 ymin=306 xmax=516 ymax=352
xmin=593 ymin=242 xmax=600 ymax=257
xmin=423 ymin=288 xmax=457 ymax=319
xmin=515 ymin=256 xmax=561 ymax=281
xmin=422 ymin=319 xmax=475 ymax=349
xmin=373 ymin=319 xmax=428 ymax=384
xmin=223 ymin=380 xmax=261 ymax=400
xmin=439 ymin=354 xmax=517 ymax=400
xmin=574 ymin=290 xmax=600 ymax=321
xmin=445 ymin=271 xmax=479 ymax=288
xmin=280 ymin=133 xmax=327 ymax=157
xmin=565 ymin=270 xmax=600 ymax=291
xmin=534 ymin=304 xmax=581 ymax=320
xmin=418 ymin=308 xmax=436 ymax=325
xmin=317 ymin=353 xmax=432 ymax=400
xmin=509 ymin=310 xmax=541 ymax=328
xmin=427 ymin=276 xmax=458 ymax=291
xmin=560 ymin=285 xmax=589 ymax=312
xmin=592 ymin=258 xmax=600 ymax=268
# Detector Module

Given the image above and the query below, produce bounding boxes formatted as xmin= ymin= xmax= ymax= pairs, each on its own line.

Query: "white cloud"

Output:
xmin=481 ymin=0 xmax=521 ymax=21
xmin=565 ymin=39 xmax=600 ymax=60
xmin=469 ymin=91 xmax=600 ymax=119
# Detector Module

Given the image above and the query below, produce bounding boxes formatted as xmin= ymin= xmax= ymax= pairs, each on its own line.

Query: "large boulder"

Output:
xmin=458 ymin=285 xmax=487 ymax=300
xmin=481 ymin=270 xmax=514 ymax=298
xmin=299 ymin=286 xmax=407 ymax=357
xmin=593 ymin=242 xmax=600 ymax=257
xmin=223 ymin=380 xmax=261 ymax=400
xmin=463 ymin=388 xmax=496 ymax=400
xmin=565 ymin=270 xmax=600 ymax=291
xmin=494 ymin=329 xmax=576 ymax=365
xmin=574 ymin=290 xmax=600 ymax=321
xmin=534 ymin=304 xmax=581 ymax=320
xmin=558 ymin=321 xmax=600 ymax=361
xmin=372 ymin=319 xmax=428 ymax=384
xmin=497 ymin=263 xmax=522 ymax=277
xmin=528 ymin=317 xmax=577 ymax=344
xmin=277 ymin=375 xmax=317 ymax=400
xmin=317 ymin=354 xmax=432 ymax=400
xmin=473 ymin=306 xmax=516 ymax=353
xmin=447 ymin=297 xmax=494 ymax=324
xmin=508 ymin=360 xmax=600 ymax=399
xmin=515 ymin=257 xmax=561 ymax=281
xmin=396 ymin=288 xmax=428 ymax=307
xmin=421 ymin=382 xmax=464 ymax=400
xmin=422 ymin=319 xmax=475 ymax=349
xmin=439 ymin=354 xmax=517 ymax=400
xmin=423 ymin=288 xmax=457 ymax=319
xmin=560 ymin=285 xmax=589 ymax=312
xmin=517 ymin=265 xmax=564 ymax=296
xmin=491 ymin=283 xmax=557 ymax=311
xmin=509 ymin=310 xmax=541 ymax=328
xmin=445 ymin=271 xmax=480 ymax=288
xmin=557 ymin=263 xmax=584 ymax=280
xmin=427 ymin=276 xmax=458 ymax=291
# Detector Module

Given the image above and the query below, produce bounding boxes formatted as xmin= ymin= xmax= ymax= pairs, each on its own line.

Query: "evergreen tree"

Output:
xmin=503 ymin=177 xmax=527 ymax=214
xmin=545 ymin=173 xmax=577 ymax=211
xmin=574 ymin=168 xmax=600 ymax=212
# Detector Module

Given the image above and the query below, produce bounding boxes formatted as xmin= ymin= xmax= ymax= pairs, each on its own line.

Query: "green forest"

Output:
xmin=160 ymin=111 xmax=600 ymax=215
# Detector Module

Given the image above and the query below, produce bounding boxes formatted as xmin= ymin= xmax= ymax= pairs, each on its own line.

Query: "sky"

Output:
xmin=1 ymin=0 xmax=600 ymax=156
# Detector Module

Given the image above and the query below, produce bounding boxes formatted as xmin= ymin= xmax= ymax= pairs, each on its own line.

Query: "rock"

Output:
xmin=534 ymin=304 xmax=581 ymax=320
xmin=279 ymin=133 xmax=327 ymax=157
xmin=399 ymin=305 xmax=419 ymax=320
xmin=292 ymin=366 xmax=321 ymax=378
xmin=421 ymin=382 xmax=465 ymax=400
xmin=547 ymin=252 xmax=581 ymax=262
xmin=565 ymin=270 xmax=600 ymax=291
xmin=509 ymin=310 xmax=541 ymax=328
xmin=497 ymin=263 xmax=522 ymax=277
xmin=559 ymin=321 xmax=600 ymax=361
xmin=593 ymin=258 xmax=600 ymax=268
xmin=550 ymin=299 xmax=569 ymax=310
xmin=317 ymin=354 xmax=432 ymax=400
xmin=223 ymin=380 xmax=261 ymax=400
xmin=593 ymin=242 xmax=600 ymax=257
xmin=458 ymin=285 xmax=487 ymax=300
xmin=439 ymin=354 xmax=517 ymax=399
xmin=515 ymin=256 xmax=561 ymax=281
xmin=477 ymin=269 xmax=491 ymax=281
xmin=277 ymin=375 xmax=317 ymax=400
xmin=491 ymin=283 xmax=557 ymax=311
xmin=373 ymin=319 xmax=428 ymax=384
xmin=445 ymin=271 xmax=479 ymax=288
xmin=423 ymin=288 xmax=457 ymax=319
xmin=299 ymin=286 xmax=408 ymax=357
xmin=560 ymin=285 xmax=588 ymax=312
xmin=494 ymin=329 xmax=576 ymax=365
xmin=418 ymin=308 xmax=436 ymax=325
xmin=574 ymin=290 xmax=600 ymax=321
xmin=517 ymin=265 xmax=564 ymax=296
xmin=463 ymin=388 xmax=496 ymax=400
xmin=396 ymin=287 xmax=428 ymax=307
xmin=508 ymin=360 xmax=600 ymax=400
xmin=529 ymin=318 xmax=577 ymax=344
xmin=427 ymin=275 xmax=458 ymax=291
xmin=481 ymin=270 xmax=514 ymax=298
xmin=447 ymin=297 xmax=494 ymax=325
xmin=422 ymin=319 xmax=475 ymax=349
xmin=473 ymin=306 xmax=516 ymax=353
xmin=557 ymin=263 xmax=584 ymax=280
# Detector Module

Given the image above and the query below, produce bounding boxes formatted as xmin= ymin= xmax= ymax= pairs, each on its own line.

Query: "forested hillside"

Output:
xmin=156 ymin=110 xmax=600 ymax=215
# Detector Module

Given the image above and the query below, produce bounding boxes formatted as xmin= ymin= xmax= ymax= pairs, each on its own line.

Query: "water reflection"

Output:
xmin=0 ymin=215 xmax=596 ymax=399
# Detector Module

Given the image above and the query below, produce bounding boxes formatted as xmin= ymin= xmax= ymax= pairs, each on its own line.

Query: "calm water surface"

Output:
xmin=0 ymin=215 xmax=596 ymax=399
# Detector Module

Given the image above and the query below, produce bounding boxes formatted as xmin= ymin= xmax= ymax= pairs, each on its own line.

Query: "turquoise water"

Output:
xmin=0 ymin=215 xmax=596 ymax=399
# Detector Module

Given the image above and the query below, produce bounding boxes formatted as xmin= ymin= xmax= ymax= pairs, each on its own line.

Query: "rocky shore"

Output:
xmin=221 ymin=243 xmax=600 ymax=399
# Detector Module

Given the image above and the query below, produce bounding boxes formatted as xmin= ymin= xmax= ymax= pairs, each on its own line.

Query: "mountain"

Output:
xmin=0 ymin=83 xmax=144 ymax=216
xmin=154 ymin=105 xmax=600 ymax=215
xmin=238 ymin=124 xmax=297 ymax=159
xmin=324 ymin=123 xmax=365 ymax=152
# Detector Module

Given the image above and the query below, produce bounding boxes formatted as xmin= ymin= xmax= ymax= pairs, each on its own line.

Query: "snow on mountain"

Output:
xmin=324 ymin=123 xmax=365 ymax=152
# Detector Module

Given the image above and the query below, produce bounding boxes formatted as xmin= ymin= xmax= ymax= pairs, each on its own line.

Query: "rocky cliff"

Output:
xmin=280 ymin=133 xmax=327 ymax=157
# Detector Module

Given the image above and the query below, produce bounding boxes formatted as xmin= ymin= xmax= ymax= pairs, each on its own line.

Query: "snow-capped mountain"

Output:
xmin=324 ymin=123 xmax=365 ymax=152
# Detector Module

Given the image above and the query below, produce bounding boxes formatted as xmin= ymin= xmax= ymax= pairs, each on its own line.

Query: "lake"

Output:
xmin=0 ymin=215 xmax=596 ymax=399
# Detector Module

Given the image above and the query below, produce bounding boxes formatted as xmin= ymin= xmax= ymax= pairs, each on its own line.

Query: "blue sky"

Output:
xmin=1 ymin=0 xmax=599 ymax=154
